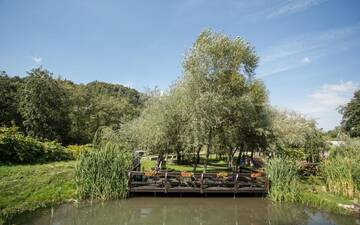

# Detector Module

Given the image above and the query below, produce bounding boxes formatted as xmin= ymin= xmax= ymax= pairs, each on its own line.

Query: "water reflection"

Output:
xmin=11 ymin=197 xmax=359 ymax=225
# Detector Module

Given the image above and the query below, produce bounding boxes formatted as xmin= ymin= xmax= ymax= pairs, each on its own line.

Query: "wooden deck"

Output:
xmin=128 ymin=171 xmax=268 ymax=195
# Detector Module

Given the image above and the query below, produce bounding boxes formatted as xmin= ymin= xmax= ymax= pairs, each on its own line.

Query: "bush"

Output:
xmin=65 ymin=144 xmax=92 ymax=159
xmin=265 ymin=157 xmax=301 ymax=202
xmin=75 ymin=127 xmax=132 ymax=200
xmin=0 ymin=127 xmax=72 ymax=164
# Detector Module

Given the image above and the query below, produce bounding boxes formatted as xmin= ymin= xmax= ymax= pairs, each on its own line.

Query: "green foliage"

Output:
xmin=321 ymin=138 xmax=360 ymax=198
xmin=65 ymin=144 xmax=92 ymax=159
xmin=1 ymin=70 xmax=145 ymax=146
xmin=321 ymin=156 xmax=358 ymax=198
xmin=271 ymin=109 xmax=326 ymax=162
xmin=0 ymin=71 xmax=23 ymax=127
xmin=340 ymin=89 xmax=360 ymax=137
xmin=0 ymin=161 xmax=75 ymax=224
xmin=265 ymin=157 xmax=301 ymax=202
xmin=0 ymin=127 xmax=72 ymax=164
xmin=75 ymin=128 xmax=132 ymax=200
xmin=299 ymin=189 xmax=353 ymax=215
xmin=128 ymin=30 xmax=271 ymax=172
xmin=60 ymin=80 xmax=145 ymax=144
xmin=19 ymin=68 xmax=71 ymax=143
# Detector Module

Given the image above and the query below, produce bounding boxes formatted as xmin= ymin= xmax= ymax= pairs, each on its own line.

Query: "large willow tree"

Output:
xmin=180 ymin=30 xmax=270 ymax=172
xmin=129 ymin=30 xmax=271 ymax=172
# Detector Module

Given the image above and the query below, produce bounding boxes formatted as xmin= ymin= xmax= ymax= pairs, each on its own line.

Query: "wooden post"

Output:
xmin=128 ymin=171 xmax=132 ymax=193
xmin=234 ymin=173 xmax=239 ymax=193
xmin=164 ymin=172 xmax=168 ymax=194
xmin=200 ymin=173 xmax=204 ymax=194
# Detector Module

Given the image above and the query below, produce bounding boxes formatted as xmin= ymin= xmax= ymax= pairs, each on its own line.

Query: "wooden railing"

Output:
xmin=128 ymin=171 xmax=268 ymax=194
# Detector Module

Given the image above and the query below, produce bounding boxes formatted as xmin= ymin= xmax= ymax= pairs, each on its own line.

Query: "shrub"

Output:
xmin=75 ymin=127 xmax=132 ymax=200
xmin=65 ymin=144 xmax=92 ymax=159
xmin=265 ymin=157 xmax=301 ymax=202
xmin=0 ymin=127 xmax=72 ymax=164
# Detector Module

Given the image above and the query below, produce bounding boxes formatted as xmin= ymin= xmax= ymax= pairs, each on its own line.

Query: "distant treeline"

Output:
xmin=0 ymin=68 xmax=146 ymax=145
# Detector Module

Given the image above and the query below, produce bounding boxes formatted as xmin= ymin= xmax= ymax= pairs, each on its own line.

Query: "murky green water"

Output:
xmin=10 ymin=197 xmax=359 ymax=225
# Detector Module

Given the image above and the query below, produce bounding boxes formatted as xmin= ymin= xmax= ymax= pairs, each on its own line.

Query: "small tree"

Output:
xmin=271 ymin=109 xmax=326 ymax=162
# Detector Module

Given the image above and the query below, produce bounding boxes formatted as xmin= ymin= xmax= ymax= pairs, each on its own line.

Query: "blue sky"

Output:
xmin=1 ymin=0 xmax=360 ymax=130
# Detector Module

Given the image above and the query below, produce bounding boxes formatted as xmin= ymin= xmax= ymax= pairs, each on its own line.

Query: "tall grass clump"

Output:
xmin=75 ymin=127 xmax=133 ymax=200
xmin=322 ymin=157 xmax=354 ymax=198
xmin=321 ymin=137 xmax=360 ymax=199
xmin=321 ymin=156 xmax=359 ymax=198
xmin=265 ymin=157 xmax=300 ymax=202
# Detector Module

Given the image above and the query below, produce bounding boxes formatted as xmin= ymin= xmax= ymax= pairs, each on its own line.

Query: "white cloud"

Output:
xmin=261 ymin=24 xmax=360 ymax=63
xmin=292 ymin=81 xmax=359 ymax=130
xmin=31 ymin=56 xmax=42 ymax=64
xmin=258 ymin=24 xmax=360 ymax=78
xmin=268 ymin=0 xmax=327 ymax=18
xmin=306 ymin=81 xmax=358 ymax=113
xmin=302 ymin=57 xmax=311 ymax=64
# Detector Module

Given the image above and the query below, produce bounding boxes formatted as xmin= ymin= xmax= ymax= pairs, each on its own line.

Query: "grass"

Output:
xmin=265 ymin=157 xmax=359 ymax=215
xmin=321 ymin=156 xmax=358 ymax=198
xmin=265 ymin=157 xmax=301 ymax=202
xmin=140 ymin=156 xmax=229 ymax=172
xmin=75 ymin=128 xmax=133 ymax=200
xmin=1 ymin=153 xmax=358 ymax=225
xmin=0 ymin=161 xmax=76 ymax=224
xmin=300 ymin=189 xmax=354 ymax=215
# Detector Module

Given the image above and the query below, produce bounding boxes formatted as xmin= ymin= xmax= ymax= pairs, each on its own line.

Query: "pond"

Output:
xmin=10 ymin=197 xmax=359 ymax=225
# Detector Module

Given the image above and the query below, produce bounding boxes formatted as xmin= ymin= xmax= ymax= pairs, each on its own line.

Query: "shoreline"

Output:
xmin=1 ymin=161 xmax=358 ymax=224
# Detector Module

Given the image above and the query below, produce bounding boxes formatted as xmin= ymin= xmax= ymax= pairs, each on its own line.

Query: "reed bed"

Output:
xmin=321 ymin=156 xmax=359 ymax=198
xmin=75 ymin=128 xmax=132 ymax=200
xmin=265 ymin=157 xmax=301 ymax=202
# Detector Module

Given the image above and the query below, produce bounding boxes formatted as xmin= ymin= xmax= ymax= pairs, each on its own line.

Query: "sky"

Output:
xmin=1 ymin=0 xmax=360 ymax=130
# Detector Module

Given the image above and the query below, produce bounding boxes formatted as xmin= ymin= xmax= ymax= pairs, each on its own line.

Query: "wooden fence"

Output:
xmin=128 ymin=170 xmax=268 ymax=194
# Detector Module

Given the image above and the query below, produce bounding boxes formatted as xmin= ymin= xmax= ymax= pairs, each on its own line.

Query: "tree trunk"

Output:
xmin=193 ymin=146 xmax=201 ymax=172
xmin=203 ymin=130 xmax=212 ymax=173
xmin=227 ymin=149 xmax=234 ymax=170
xmin=235 ymin=144 xmax=244 ymax=173
xmin=204 ymin=145 xmax=211 ymax=173
xmin=156 ymin=152 xmax=164 ymax=171
xmin=176 ymin=148 xmax=182 ymax=164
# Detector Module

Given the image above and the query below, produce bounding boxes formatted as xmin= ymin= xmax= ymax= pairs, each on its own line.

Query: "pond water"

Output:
xmin=10 ymin=197 xmax=359 ymax=225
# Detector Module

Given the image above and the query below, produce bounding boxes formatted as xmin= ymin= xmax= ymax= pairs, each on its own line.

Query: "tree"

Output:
xmin=124 ymin=30 xmax=272 ymax=172
xmin=60 ymin=79 xmax=145 ymax=144
xmin=0 ymin=71 xmax=23 ymax=127
xmin=19 ymin=68 xmax=71 ymax=142
xmin=340 ymin=89 xmax=360 ymax=137
xmin=180 ymin=29 xmax=265 ymax=172
xmin=270 ymin=109 xmax=326 ymax=162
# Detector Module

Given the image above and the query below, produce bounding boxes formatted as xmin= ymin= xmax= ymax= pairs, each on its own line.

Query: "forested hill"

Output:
xmin=85 ymin=81 xmax=144 ymax=106
xmin=0 ymin=69 xmax=146 ymax=145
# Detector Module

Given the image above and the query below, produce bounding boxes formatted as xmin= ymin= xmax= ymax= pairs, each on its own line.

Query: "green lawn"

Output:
xmin=141 ymin=156 xmax=229 ymax=173
xmin=0 ymin=161 xmax=76 ymax=224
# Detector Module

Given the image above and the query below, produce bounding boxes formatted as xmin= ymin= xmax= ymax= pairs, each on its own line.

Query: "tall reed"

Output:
xmin=321 ymin=137 xmax=360 ymax=199
xmin=321 ymin=156 xmax=358 ymax=198
xmin=265 ymin=157 xmax=300 ymax=202
xmin=75 ymin=127 xmax=133 ymax=200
